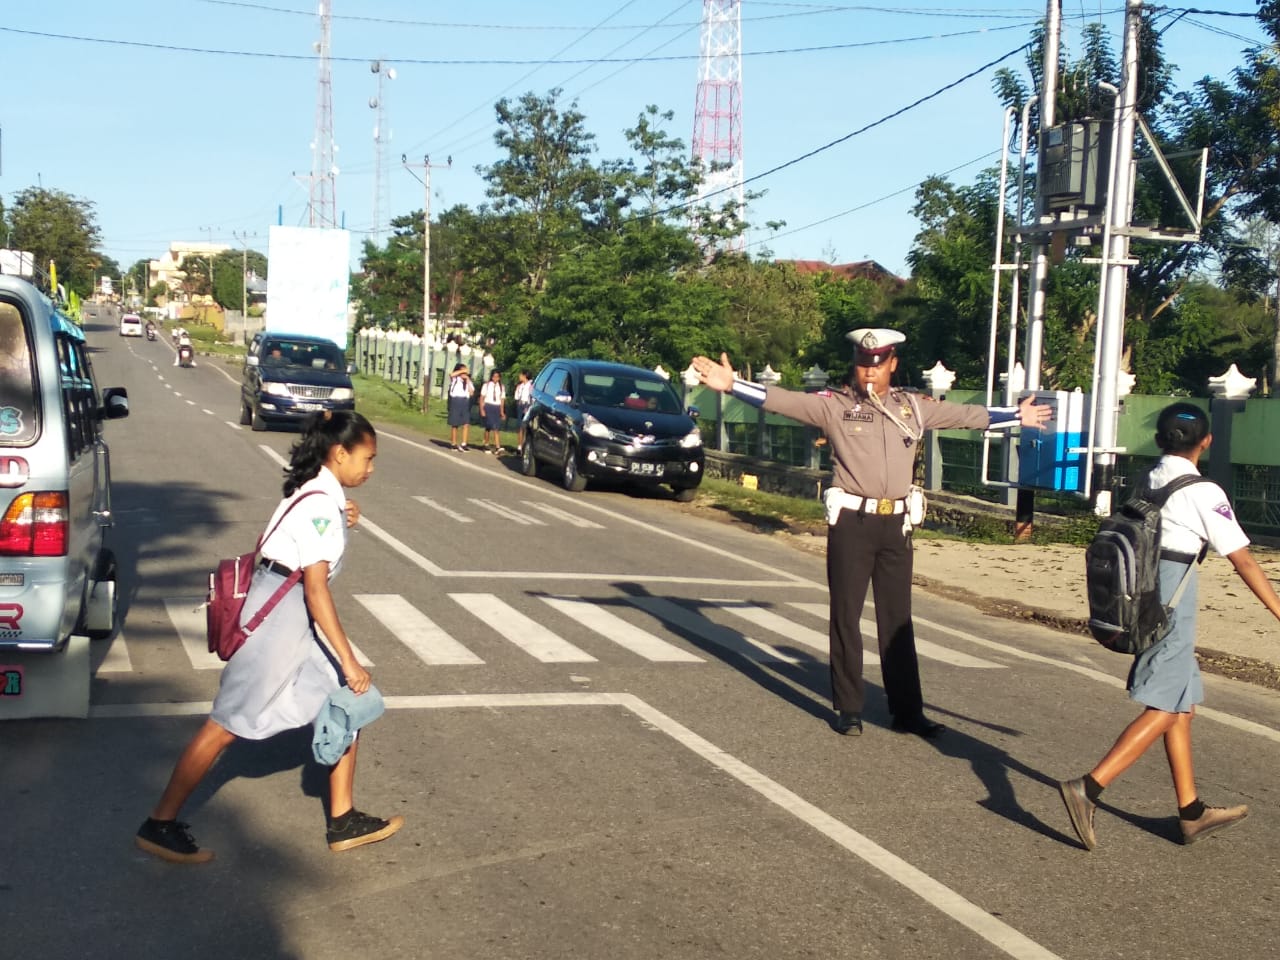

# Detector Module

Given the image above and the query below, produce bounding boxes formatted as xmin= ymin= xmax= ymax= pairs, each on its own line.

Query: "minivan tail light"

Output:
xmin=0 ymin=492 xmax=70 ymax=557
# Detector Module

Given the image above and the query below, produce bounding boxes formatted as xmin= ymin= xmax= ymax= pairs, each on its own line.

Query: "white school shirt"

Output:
xmin=480 ymin=380 xmax=504 ymax=406
xmin=514 ymin=380 xmax=533 ymax=405
xmin=1147 ymin=455 xmax=1249 ymax=558
xmin=449 ymin=375 xmax=474 ymax=399
xmin=259 ymin=466 xmax=347 ymax=578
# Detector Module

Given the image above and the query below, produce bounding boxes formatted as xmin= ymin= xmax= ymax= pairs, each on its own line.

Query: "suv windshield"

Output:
xmin=261 ymin=339 xmax=345 ymax=372
xmin=580 ymin=373 xmax=682 ymax=415
xmin=0 ymin=302 xmax=38 ymax=444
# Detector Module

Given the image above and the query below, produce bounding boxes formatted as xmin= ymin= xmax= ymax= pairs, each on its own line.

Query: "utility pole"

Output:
xmin=232 ymin=230 xmax=257 ymax=327
xmin=1014 ymin=0 xmax=1064 ymax=537
xmin=402 ymin=154 xmax=450 ymax=411
xmin=1091 ymin=0 xmax=1145 ymax=515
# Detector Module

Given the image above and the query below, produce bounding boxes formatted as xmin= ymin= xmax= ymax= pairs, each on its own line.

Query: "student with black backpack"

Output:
xmin=1060 ymin=403 xmax=1280 ymax=850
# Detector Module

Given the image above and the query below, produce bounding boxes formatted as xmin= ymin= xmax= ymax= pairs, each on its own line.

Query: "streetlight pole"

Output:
xmin=402 ymin=153 xmax=450 ymax=411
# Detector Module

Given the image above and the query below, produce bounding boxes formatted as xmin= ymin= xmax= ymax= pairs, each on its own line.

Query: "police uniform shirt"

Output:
xmin=259 ymin=466 xmax=348 ymax=579
xmin=1147 ymin=454 xmax=1249 ymax=557
xmin=762 ymin=386 xmax=989 ymax=500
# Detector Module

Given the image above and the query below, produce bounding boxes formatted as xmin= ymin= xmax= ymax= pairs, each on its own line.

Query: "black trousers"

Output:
xmin=826 ymin=510 xmax=923 ymax=719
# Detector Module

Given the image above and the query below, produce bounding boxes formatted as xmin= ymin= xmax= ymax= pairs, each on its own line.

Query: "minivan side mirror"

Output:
xmin=100 ymin=387 xmax=130 ymax=420
xmin=245 ymin=355 xmax=260 ymax=367
xmin=686 ymin=405 xmax=700 ymax=420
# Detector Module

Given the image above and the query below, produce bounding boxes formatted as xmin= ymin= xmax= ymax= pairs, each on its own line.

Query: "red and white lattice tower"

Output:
xmin=308 ymin=1 xmax=337 ymax=228
xmin=692 ymin=0 xmax=743 ymax=245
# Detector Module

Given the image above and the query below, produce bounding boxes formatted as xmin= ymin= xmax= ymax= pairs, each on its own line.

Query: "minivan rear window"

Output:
xmin=0 ymin=302 xmax=38 ymax=445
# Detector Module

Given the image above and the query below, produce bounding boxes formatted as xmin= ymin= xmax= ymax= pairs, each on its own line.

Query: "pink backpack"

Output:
xmin=207 ymin=491 xmax=324 ymax=661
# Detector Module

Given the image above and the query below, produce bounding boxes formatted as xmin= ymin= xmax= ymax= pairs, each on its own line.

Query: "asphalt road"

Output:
xmin=4 ymin=306 xmax=1279 ymax=960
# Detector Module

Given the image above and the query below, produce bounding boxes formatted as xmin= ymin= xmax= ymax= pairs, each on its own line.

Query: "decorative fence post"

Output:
xmin=755 ymin=365 xmax=781 ymax=459
xmin=1208 ymin=363 xmax=1257 ymax=504
xmin=920 ymin=361 xmax=956 ymax=492
xmin=801 ymin=364 xmax=830 ymax=471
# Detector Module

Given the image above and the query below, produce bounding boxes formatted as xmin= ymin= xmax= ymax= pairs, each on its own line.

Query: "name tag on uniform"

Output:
xmin=842 ymin=410 xmax=874 ymax=423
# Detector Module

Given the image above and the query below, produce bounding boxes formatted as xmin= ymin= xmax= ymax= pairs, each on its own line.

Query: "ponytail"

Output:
xmin=283 ymin=410 xmax=376 ymax=496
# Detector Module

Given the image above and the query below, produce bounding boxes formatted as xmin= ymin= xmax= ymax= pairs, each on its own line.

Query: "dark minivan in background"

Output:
xmin=240 ymin=332 xmax=355 ymax=431
xmin=519 ymin=359 xmax=704 ymax=501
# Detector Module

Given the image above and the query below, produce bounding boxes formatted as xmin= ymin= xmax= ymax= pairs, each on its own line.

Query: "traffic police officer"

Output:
xmin=692 ymin=330 xmax=1050 ymax=738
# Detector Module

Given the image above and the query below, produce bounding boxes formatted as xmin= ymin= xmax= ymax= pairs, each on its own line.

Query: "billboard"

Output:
xmin=266 ymin=226 xmax=351 ymax=348
xmin=0 ymin=250 xmax=35 ymax=278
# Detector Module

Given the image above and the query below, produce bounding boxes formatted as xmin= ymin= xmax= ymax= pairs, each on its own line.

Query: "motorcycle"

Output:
xmin=145 ymin=323 xmax=157 ymax=341
xmin=177 ymin=342 xmax=194 ymax=367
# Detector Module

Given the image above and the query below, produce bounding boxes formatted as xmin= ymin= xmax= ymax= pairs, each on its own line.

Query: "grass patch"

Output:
xmin=696 ymin=477 xmax=826 ymax=527
xmin=352 ymin=375 xmax=457 ymax=440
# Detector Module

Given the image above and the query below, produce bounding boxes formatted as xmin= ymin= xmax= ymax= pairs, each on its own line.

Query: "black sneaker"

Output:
xmin=833 ymin=711 xmax=863 ymax=736
xmin=326 ymin=810 xmax=405 ymax=852
xmin=134 ymin=817 xmax=215 ymax=864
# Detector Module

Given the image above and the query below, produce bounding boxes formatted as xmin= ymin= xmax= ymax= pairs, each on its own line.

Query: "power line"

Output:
xmin=0 ymin=20 xmax=1038 ymax=64
xmin=662 ymin=40 xmax=1034 ymax=216
xmin=197 ymin=0 xmax=1059 ymax=28
xmin=744 ymin=150 xmax=1001 ymax=248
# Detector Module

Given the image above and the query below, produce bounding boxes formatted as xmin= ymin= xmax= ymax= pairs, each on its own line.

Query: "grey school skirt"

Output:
xmin=210 ymin=567 xmax=342 ymax=740
xmin=1127 ymin=559 xmax=1203 ymax=714
xmin=447 ymin=395 xmax=471 ymax=428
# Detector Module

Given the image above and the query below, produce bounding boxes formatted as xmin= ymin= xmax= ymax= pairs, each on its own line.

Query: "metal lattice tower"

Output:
xmin=692 ymin=0 xmax=743 ymax=242
xmin=309 ymin=1 xmax=337 ymax=228
xmin=369 ymin=60 xmax=395 ymax=246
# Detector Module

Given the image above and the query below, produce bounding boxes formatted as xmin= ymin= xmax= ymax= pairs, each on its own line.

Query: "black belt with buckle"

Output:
xmin=260 ymin=559 xmax=295 ymax=577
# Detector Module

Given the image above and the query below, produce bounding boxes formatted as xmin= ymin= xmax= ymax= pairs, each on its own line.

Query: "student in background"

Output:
xmin=480 ymin=369 xmax=506 ymax=455
xmin=514 ymin=369 xmax=533 ymax=455
xmin=447 ymin=363 xmax=474 ymax=451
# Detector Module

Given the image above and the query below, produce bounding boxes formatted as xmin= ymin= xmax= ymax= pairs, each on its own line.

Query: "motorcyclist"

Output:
xmin=145 ymin=320 xmax=157 ymax=340
xmin=173 ymin=329 xmax=196 ymax=367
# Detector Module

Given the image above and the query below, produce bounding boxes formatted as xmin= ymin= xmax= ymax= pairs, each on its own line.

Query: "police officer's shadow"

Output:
xmin=602 ymin=582 xmax=1076 ymax=845
xmin=185 ymin=727 xmax=332 ymax=821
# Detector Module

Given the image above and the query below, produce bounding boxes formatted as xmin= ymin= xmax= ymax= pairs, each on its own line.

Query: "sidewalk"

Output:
xmin=911 ymin=538 xmax=1280 ymax=684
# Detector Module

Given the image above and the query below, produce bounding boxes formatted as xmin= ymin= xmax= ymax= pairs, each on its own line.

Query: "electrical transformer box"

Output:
xmin=1040 ymin=121 xmax=1111 ymax=212
xmin=1017 ymin=390 xmax=1089 ymax=494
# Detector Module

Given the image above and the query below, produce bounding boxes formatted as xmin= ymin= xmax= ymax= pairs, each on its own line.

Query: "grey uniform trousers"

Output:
xmin=826 ymin=510 xmax=924 ymax=719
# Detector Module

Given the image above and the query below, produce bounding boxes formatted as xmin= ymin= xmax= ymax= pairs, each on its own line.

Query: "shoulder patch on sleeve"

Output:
xmin=1212 ymin=502 xmax=1235 ymax=521
xmin=312 ymin=517 xmax=333 ymax=536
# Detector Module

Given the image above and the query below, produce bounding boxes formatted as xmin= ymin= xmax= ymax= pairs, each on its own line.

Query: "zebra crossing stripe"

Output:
xmin=626 ymin=596 xmax=801 ymax=664
xmin=540 ymin=596 xmax=703 ymax=662
xmin=467 ymin=498 xmax=546 ymax=526
xmin=165 ymin=598 xmax=373 ymax=670
xmin=451 ymin=593 xmax=596 ymax=662
xmin=353 ymin=594 xmax=483 ymax=665
xmin=704 ymin=599 xmax=880 ymax=665
xmin=413 ymin=496 xmax=473 ymax=523
xmin=520 ymin=501 xmax=605 ymax=529
xmin=93 ymin=632 xmax=133 ymax=674
xmin=786 ymin=602 xmax=1004 ymax=670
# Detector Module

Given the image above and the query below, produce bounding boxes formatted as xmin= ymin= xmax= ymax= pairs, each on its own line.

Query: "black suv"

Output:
xmin=520 ymin=359 xmax=704 ymax=501
xmin=240 ymin=333 xmax=355 ymax=431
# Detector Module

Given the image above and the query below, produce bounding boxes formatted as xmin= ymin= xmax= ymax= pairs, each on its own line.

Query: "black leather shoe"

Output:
xmin=891 ymin=714 xmax=944 ymax=739
xmin=833 ymin=711 xmax=863 ymax=736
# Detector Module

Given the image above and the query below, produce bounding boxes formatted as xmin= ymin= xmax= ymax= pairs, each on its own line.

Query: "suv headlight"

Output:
xmin=330 ymin=387 xmax=354 ymax=401
xmin=680 ymin=427 xmax=703 ymax=448
xmin=264 ymin=382 xmax=291 ymax=398
xmin=582 ymin=413 xmax=611 ymax=439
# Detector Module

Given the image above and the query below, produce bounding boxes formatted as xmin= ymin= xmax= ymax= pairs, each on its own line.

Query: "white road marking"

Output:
xmin=173 ymin=392 xmax=182 ymax=398
xmin=202 ymin=409 xmax=215 ymax=416
xmin=359 ymin=515 xmax=447 ymax=576
xmin=413 ymin=495 xmax=473 ymax=523
xmin=90 ymin=691 xmax=1062 ymax=960
xmin=165 ymin=596 xmax=371 ymax=670
xmin=706 ymin=598 xmax=851 ymax=658
xmin=186 ymin=400 xmax=197 ymax=406
xmin=468 ymin=497 xmax=545 ymax=526
xmin=225 ymin=421 xmax=243 ymax=430
xmin=259 ymin=445 xmax=287 ymax=467
xmin=353 ymin=594 xmax=483 ymax=665
xmin=541 ymin=595 xmax=703 ymax=662
xmin=627 ymin=596 xmax=800 ymax=664
xmin=157 ymin=376 xmax=165 ymax=382
xmin=786 ymin=601 xmax=1003 ymax=670
xmin=521 ymin=500 xmax=605 ymax=529
xmin=92 ymin=632 xmax=133 ymax=673
xmin=452 ymin=593 xmax=596 ymax=662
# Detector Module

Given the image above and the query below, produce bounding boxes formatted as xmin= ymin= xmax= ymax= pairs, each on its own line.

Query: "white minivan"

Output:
xmin=119 ymin=313 xmax=144 ymax=337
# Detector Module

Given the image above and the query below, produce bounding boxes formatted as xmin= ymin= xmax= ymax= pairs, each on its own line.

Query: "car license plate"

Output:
xmin=629 ymin=462 xmax=664 ymax=476
xmin=293 ymin=402 xmax=324 ymax=411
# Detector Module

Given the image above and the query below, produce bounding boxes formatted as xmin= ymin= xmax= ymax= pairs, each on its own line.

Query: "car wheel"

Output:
xmin=85 ymin=549 xmax=119 ymax=641
xmin=520 ymin=439 xmax=538 ymax=476
xmin=561 ymin=445 xmax=587 ymax=492
xmin=251 ymin=406 xmax=267 ymax=432
xmin=672 ymin=485 xmax=698 ymax=503
xmin=239 ymin=401 xmax=253 ymax=426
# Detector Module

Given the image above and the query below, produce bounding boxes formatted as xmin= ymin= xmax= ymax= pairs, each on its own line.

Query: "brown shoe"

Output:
xmin=1180 ymin=803 xmax=1248 ymax=845
xmin=1058 ymin=778 xmax=1097 ymax=851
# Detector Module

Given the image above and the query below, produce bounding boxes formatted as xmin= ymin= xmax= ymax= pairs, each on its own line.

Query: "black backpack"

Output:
xmin=1085 ymin=474 xmax=1210 ymax=655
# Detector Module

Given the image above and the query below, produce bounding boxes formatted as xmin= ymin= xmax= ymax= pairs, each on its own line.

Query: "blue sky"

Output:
xmin=0 ymin=1 xmax=1268 ymax=277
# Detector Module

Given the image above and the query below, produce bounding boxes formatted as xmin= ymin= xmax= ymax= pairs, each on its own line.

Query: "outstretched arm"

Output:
xmin=1227 ymin=547 xmax=1280 ymax=623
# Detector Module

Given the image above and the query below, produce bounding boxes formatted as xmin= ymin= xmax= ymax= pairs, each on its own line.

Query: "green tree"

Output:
xmin=126 ymin=259 xmax=150 ymax=300
xmin=806 ymin=272 xmax=898 ymax=381
xmin=211 ymin=248 xmax=267 ymax=312
xmin=706 ymin=256 xmax=823 ymax=383
xmin=5 ymin=186 xmax=103 ymax=296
